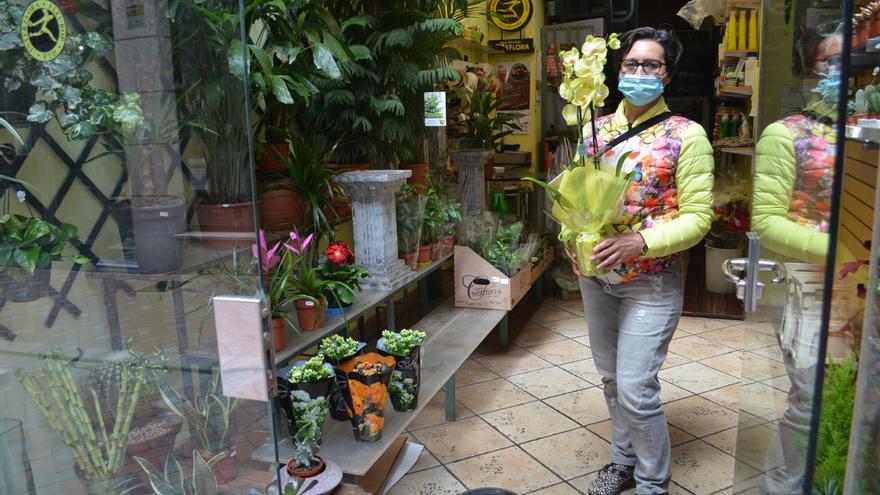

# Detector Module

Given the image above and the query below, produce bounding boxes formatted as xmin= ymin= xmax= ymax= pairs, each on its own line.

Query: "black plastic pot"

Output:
xmin=276 ymin=362 xmax=333 ymax=441
xmin=131 ymin=196 xmax=186 ymax=274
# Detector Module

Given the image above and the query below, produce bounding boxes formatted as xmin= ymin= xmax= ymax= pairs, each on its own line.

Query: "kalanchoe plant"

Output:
xmin=289 ymin=390 xmax=328 ymax=472
xmin=288 ymin=354 xmax=333 ymax=384
xmin=380 ymin=329 xmax=426 ymax=357
xmin=319 ymin=335 xmax=361 ymax=363
xmin=353 ymin=361 xmax=389 ymax=376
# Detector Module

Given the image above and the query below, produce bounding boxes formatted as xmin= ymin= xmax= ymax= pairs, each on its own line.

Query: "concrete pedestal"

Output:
xmin=450 ymin=149 xmax=492 ymax=218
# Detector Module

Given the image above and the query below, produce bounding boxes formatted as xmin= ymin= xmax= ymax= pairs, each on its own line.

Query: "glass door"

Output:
xmin=0 ymin=0 xmax=284 ymax=493
xmin=720 ymin=1 xmax=850 ymax=493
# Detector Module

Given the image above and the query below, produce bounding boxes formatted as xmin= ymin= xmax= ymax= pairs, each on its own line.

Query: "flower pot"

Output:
xmin=258 ymin=142 xmax=288 ymax=174
xmin=295 ymin=299 xmax=325 ymax=330
xmin=131 ymin=196 xmax=187 ymax=273
xmin=276 ymin=362 xmax=333 ymax=439
xmin=705 ymin=245 xmax=740 ymax=294
xmin=430 ymin=241 xmax=443 ymax=261
xmin=377 ymin=340 xmax=422 ymax=412
xmin=338 ymin=353 xmax=396 ymax=442
xmin=484 ymin=156 xmax=495 ymax=179
xmin=0 ymin=267 xmax=50 ymax=303
xmin=441 ymin=235 xmax=455 ymax=257
xmin=196 ymin=201 xmax=256 ymax=250
xmin=401 ymin=163 xmax=429 ymax=191
xmin=271 ymin=318 xmax=286 ymax=351
xmin=859 ymin=24 xmax=869 ymax=46
xmin=288 ymin=455 xmax=326 ymax=478
xmin=326 ymin=304 xmax=352 ymax=316
xmin=200 ymin=448 xmax=236 ymax=484
xmin=417 ymin=244 xmax=432 ymax=265
xmin=324 ymin=344 xmax=367 ymax=422
xmin=399 ymin=250 xmax=418 ymax=271
xmin=259 ymin=189 xmax=304 ymax=231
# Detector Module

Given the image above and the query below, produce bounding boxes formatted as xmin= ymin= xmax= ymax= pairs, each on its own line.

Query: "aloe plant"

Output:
xmin=158 ymin=376 xmax=239 ymax=455
xmin=133 ymin=449 xmax=224 ymax=495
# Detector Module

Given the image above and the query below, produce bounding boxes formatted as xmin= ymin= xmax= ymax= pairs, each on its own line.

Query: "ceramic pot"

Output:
xmin=196 ymin=201 xmax=256 ymax=250
xmin=338 ymin=353 xmax=396 ymax=442
xmin=295 ymin=299 xmax=325 ymax=330
xmin=287 ymin=455 xmax=326 ymax=478
xmin=399 ymin=250 xmax=418 ymax=271
xmin=258 ymin=142 xmax=288 ymax=173
xmin=417 ymin=244 xmax=432 ymax=264
xmin=271 ymin=318 xmax=285 ymax=351
xmin=0 ymin=268 xmax=50 ymax=303
xmin=200 ymin=448 xmax=236 ymax=484
xmin=131 ymin=196 xmax=187 ymax=273
xmin=259 ymin=189 xmax=304 ymax=231
xmin=377 ymin=340 xmax=422 ymax=412
xmin=108 ymin=198 xmax=136 ymax=263
xmin=705 ymin=245 xmax=740 ymax=294
xmin=873 ymin=16 xmax=880 ymax=37
xmin=400 ymin=163 xmax=429 ymax=191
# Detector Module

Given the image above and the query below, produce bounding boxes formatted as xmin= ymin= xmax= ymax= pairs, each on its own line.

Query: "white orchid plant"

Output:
xmin=557 ymin=34 xmax=620 ymax=168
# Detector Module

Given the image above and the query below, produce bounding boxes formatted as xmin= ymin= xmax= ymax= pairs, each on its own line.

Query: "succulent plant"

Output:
xmin=287 ymin=355 xmax=333 ymax=384
xmin=134 ymin=449 xmax=225 ymax=495
xmin=380 ymin=329 xmax=427 ymax=357
xmin=289 ymin=390 xmax=328 ymax=472
xmin=319 ymin=335 xmax=361 ymax=363
xmin=158 ymin=375 xmax=238 ymax=455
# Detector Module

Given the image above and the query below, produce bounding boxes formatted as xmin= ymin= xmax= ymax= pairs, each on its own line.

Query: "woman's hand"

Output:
xmin=591 ymin=233 xmax=646 ymax=271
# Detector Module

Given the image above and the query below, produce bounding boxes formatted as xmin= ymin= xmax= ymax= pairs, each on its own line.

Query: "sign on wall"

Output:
xmin=496 ymin=61 xmax=530 ymax=134
xmin=20 ymin=0 xmax=67 ymax=62
xmin=424 ymin=91 xmax=446 ymax=127
xmin=488 ymin=39 xmax=535 ymax=54
xmin=488 ymin=0 xmax=533 ymax=32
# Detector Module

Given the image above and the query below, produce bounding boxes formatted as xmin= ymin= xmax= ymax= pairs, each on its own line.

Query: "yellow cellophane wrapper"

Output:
xmin=549 ymin=166 xmax=632 ymax=277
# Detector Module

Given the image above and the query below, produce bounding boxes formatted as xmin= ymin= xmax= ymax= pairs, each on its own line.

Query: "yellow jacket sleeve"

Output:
xmin=752 ymin=122 xmax=828 ymax=263
xmin=640 ymin=122 xmax=715 ymax=257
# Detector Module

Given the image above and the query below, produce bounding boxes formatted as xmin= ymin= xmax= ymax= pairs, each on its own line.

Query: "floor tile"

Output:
xmin=703 ymin=427 xmax=737 ymax=456
xmin=701 ymin=351 xmax=744 ymax=377
xmin=665 ymin=396 xmax=739 ymax=437
xmin=740 ymin=329 xmax=780 ymax=351
xmin=741 ymin=351 xmax=787 ymax=381
xmin=544 ymin=386 xmax=610 ymax=426
xmin=527 ymin=340 xmax=592 ymax=365
xmin=588 ymin=419 xmax=694 ymax=447
xmin=749 ymin=345 xmax=785 ymax=362
xmin=764 ymin=374 xmax=791 ymax=393
xmin=541 ymin=317 xmax=590 ymax=338
xmin=677 ymin=316 xmax=730 ymax=334
xmin=560 ymin=358 xmax=604 ymax=385
xmin=522 ymin=428 xmax=611 ymax=480
xmin=547 ymin=297 xmax=586 ymax=316
xmin=386 ymin=466 xmax=467 ymax=495
xmin=476 ymin=347 xmax=554 ymax=377
xmin=571 ymin=474 xmax=693 ymax=494
xmin=447 ymin=446 xmax=562 ymax=493
xmin=661 ymin=352 xmax=692 ymax=370
xmin=671 ymin=440 xmax=736 ymax=494
xmin=572 ymin=336 xmax=591 ymax=347
xmin=701 ymin=383 xmax=742 ymax=411
xmin=661 ymin=380 xmax=695 ymax=403
xmin=410 ymin=416 xmax=513 ymax=463
xmin=409 ymin=446 xmax=441 ymax=472
xmin=508 ymin=366 xmax=592 ymax=399
xmin=456 ymin=378 xmax=537 ymax=414
xmin=454 ymin=359 xmax=501 ymax=387
xmin=530 ymin=305 xmax=580 ymax=324
xmin=660 ymin=362 xmax=740 ymax=394
xmin=700 ymin=327 xmax=746 ymax=350
xmin=733 ymin=423 xmax=779 ymax=471
xmin=514 ymin=323 xmax=570 ymax=347
xmin=483 ymin=402 xmax=580 ymax=443
xmin=669 ymin=335 xmax=736 ymax=361
xmin=739 ymin=382 xmax=787 ymax=421
xmin=408 ymin=391 xmax=474 ymax=430
xmin=529 ymin=482 xmax=582 ymax=495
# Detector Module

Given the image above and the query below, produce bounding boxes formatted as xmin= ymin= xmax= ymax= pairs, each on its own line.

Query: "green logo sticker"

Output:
xmin=21 ymin=0 xmax=67 ymax=62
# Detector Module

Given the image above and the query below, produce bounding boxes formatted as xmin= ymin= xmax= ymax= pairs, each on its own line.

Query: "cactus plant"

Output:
xmin=133 ymin=449 xmax=224 ymax=495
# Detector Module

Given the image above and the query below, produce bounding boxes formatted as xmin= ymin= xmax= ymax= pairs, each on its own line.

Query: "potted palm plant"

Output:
xmin=451 ymin=89 xmax=522 ymax=179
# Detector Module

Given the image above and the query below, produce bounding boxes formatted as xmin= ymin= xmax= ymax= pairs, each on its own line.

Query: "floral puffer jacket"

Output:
xmin=580 ymin=97 xmax=714 ymax=284
xmin=752 ymin=114 xmax=835 ymax=263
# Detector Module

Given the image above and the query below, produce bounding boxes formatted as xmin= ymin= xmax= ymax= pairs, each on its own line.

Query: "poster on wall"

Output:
xmin=496 ymin=61 xmax=530 ymax=134
xmin=424 ymin=91 xmax=446 ymax=126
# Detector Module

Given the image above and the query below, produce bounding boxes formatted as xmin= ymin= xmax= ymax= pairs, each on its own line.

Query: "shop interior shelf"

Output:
xmin=719 ymin=86 xmax=753 ymax=98
xmin=722 ymin=49 xmax=758 ymax=58
xmin=273 ymin=252 xmax=453 ymax=366
xmin=850 ymin=35 xmax=880 ymax=68
xmin=253 ymin=298 xmax=507 ymax=475
xmin=448 ymin=37 xmax=503 ymax=55
xmin=719 ymin=146 xmax=755 ymax=156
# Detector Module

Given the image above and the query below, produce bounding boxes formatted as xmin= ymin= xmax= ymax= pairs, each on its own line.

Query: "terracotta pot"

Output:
xmin=484 ymin=156 xmax=495 ymax=179
xmin=0 ymin=268 xmax=50 ymax=303
xmin=417 ymin=244 xmax=432 ymax=265
xmin=287 ymin=455 xmax=326 ymax=478
xmin=196 ymin=201 xmax=256 ymax=250
xmin=859 ymin=24 xmax=869 ymax=45
xmin=338 ymin=353 xmax=397 ymax=442
xmin=258 ymin=142 xmax=288 ymax=174
xmin=401 ymin=163 xmax=429 ymax=191
xmin=399 ymin=250 xmax=418 ymax=271
xmin=200 ymin=448 xmax=236 ymax=484
xmin=430 ymin=241 xmax=444 ymax=261
xmin=322 ymin=197 xmax=352 ymax=223
xmin=295 ymin=299 xmax=325 ymax=330
xmin=441 ymin=235 xmax=455 ymax=257
xmin=259 ymin=189 xmax=304 ymax=231
xmin=271 ymin=318 xmax=285 ymax=351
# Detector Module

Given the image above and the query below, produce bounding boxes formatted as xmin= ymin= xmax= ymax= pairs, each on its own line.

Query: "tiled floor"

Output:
xmin=393 ymin=297 xmax=788 ymax=495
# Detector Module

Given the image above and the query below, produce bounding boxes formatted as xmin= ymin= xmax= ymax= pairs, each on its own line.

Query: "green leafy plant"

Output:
xmin=133 ymin=449 xmax=225 ymax=495
xmin=317 ymin=240 xmax=369 ymax=306
xmin=289 ymin=390 xmax=328 ymax=472
xmin=158 ymin=376 xmax=239 ymax=455
xmin=0 ymin=214 xmax=89 ymax=273
xmin=421 ymin=183 xmax=446 ymax=244
xmin=460 ymin=89 xmax=522 ymax=151
xmin=320 ymin=335 xmax=362 ymax=362
xmin=396 ymin=185 xmax=426 ymax=253
xmin=380 ymin=329 xmax=426 ymax=357
xmin=288 ymin=354 xmax=333 ymax=384
xmin=813 ymin=354 xmax=859 ymax=494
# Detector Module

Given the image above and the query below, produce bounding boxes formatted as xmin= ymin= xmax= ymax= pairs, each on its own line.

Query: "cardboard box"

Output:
xmin=454 ymin=245 xmax=532 ymax=311
xmin=529 ymin=250 xmax=554 ymax=285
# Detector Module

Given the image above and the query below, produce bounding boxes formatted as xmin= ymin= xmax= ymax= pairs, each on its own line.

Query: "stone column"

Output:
xmin=335 ymin=171 xmax=416 ymax=290
xmin=450 ymin=149 xmax=492 ymax=218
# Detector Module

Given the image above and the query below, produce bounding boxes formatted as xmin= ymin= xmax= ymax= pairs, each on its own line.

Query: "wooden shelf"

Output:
xmin=719 ymin=147 xmax=755 ymax=156
xmin=723 ymin=50 xmax=758 ymax=58
xmin=719 ymin=86 xmax=753 ymax=98
xmin=448 ymin=37 xmax=503 ymax=55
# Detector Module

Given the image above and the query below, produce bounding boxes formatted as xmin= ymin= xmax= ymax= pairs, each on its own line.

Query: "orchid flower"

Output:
xmin=252 ymin=229 xmax=281 ymax=272
xmin=284 ymin=227 xmax=314 ymax=255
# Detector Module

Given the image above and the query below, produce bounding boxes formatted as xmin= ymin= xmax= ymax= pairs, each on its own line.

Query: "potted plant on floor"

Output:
xmin=320 ymin=335 xmax=366 ymax=421
xmin=278 ymin=355 xmax=333 ymax=442
xmin=377 ymin=329 xmax=426 ymax=412
xmin=286 ymin=391 xmax=330 ymax=478
xmin=705 ymin=199 xmax=749 ymax=294
xmin=337 ymin=353 xmax=396 ymax=442
xmin=157 ymin=376 xmax=239 ymax=485
xmin=396 ymin=185 xmax=426 ymax=270
xmin=317 ymin=240 xmax=369 ymax=315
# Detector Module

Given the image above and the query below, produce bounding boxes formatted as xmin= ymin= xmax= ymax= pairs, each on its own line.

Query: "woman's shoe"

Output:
xmin=588 ymin=463 xmax=636 ymax=495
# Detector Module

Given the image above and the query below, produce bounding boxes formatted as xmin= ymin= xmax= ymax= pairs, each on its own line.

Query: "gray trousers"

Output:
xmin=578 ymin=263 xmax=684 ymax=495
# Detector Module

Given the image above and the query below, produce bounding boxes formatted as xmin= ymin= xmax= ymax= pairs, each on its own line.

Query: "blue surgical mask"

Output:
xmin=618 ymin=74 xmax=665 ymax=106
xmin=812 ymin=70 xmax=841 ymax=103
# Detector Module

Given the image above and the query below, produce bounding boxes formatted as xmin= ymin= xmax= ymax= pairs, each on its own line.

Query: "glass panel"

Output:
xmin=0 ymin=0 xmax=281 ymax=493
xmin=729 ymin=0 xmax=848 ymax=494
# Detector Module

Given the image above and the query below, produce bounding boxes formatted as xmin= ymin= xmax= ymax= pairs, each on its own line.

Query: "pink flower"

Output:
xmin=284 ymin=227 xmax=314 ymax=255
xmin=252 ymin=229 xmax=281 ymax=272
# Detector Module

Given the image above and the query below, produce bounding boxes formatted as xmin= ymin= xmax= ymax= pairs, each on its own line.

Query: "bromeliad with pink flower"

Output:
xmin=318 ymin=240 xmax=369 ymax=307
xmin=252 ymin=227 xmax=315 ymax=329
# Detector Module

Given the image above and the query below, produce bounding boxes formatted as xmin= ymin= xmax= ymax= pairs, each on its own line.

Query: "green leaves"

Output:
xmin=0 ymin=214 xmax=82 ymax=273
xmin=26 ymin=103 xmax=53 ymax=124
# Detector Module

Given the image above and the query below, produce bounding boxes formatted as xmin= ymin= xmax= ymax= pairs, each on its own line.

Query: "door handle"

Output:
xmin=722 ymin=233 xmax=787 ymax=312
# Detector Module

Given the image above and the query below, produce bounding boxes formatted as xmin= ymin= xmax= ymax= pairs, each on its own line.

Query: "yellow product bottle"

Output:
xmin=726 ymin=14 xmax=737 ymax=52
xmin=737 ymin=10 xmax=747 ymax=51
xmin=748 ymin=9 xmax=758 ymax=51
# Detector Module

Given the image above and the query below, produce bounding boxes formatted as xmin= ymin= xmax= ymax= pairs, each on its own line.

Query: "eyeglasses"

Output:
xmin=620 ymin=59 xmax=666 ymax=75
xmin=815 ymin=54 xmax=842 ymax=71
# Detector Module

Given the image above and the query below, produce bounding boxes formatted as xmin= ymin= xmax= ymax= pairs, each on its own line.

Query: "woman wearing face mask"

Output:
xmin=571 ymin=26 xmax=714 ymax=495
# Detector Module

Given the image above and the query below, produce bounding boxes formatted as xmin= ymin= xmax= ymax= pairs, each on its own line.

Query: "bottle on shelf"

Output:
xmin=747 ymin=9 xmax=758 ymax=51
xmin=726 ymin=14 xmax=738 ymax=52
xmin=740 ymin=115 xmax=752 ymax=140
xmin=720 ymin=111 xmax=731 ymax=139
xmin=737 ymin=10 xmax=747 ymax=51
xmin=732 ymin=112 xmax=743 ymax=137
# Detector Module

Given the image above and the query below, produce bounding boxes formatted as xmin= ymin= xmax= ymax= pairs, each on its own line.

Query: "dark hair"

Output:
xmin=614 ymin=25 xmax=683 ymax=77
xmin=794 ymin=22 xmax=842 ymax=77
